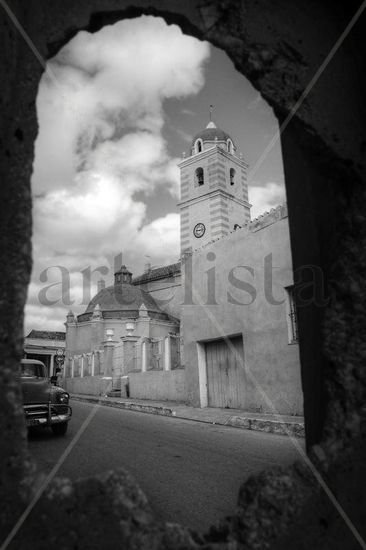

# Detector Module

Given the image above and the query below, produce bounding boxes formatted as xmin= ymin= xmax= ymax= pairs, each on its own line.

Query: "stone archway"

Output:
xmin=1 ymin=2 xmax=365 ymax=548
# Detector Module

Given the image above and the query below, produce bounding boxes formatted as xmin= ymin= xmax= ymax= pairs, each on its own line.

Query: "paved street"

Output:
xmin=28 ymin=400 xmax=305 ymax=533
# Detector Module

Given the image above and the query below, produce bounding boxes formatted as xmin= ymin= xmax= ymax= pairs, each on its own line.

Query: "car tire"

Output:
xmin=51 ymin=422 xmax=68 ymax=436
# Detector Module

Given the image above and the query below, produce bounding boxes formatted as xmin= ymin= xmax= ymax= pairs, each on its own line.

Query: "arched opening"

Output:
xmin=195 ymin=138 xmax=203 ymax=153
xmin=2 ymin=4 xmax=364 ymax=549
xmin=28 ymin=14 xmax=301 ymax=533
xmin=230 ymin=167 xmax=236 ymax=185
xmin=194 ymin=167 xmax=204 ymax=186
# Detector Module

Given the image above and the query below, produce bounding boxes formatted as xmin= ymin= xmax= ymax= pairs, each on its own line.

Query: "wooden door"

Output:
xmin=205 ymin=335 xmax=245 ymax=409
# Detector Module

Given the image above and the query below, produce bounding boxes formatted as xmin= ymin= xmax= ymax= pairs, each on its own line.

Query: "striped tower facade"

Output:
xmin=178 ymin=121 xmax=251 ymax=254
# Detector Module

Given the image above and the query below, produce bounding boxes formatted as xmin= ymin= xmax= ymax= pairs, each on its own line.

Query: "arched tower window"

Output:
xmin=195 ymin=139 xmax=203 ymax=154
xmin=230 ymin=168 xmax=236 ymax=185
xmin=227 ymin=139 xmax=234 ymax=154
xmin=194 ymin=167 xmax=204 ymax=186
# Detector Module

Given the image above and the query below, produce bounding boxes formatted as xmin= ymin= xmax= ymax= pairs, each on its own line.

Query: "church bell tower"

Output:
xmin=177 ymin=114 xmax=251 ymax=254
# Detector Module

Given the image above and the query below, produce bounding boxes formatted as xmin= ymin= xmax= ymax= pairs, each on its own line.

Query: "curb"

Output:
xmin=225 ymin=416 xmax=305 ymax=438
xmin=71 ymin=395 xmax=305 ymax=437
xmin=71 ymin=395 xmax=174 ymax=417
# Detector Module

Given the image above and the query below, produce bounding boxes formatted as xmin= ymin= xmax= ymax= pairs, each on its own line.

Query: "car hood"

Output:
xmin=21 ymin=377 xmax=51 ymax=404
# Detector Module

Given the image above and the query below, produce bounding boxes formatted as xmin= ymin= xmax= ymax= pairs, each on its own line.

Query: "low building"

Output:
xmin=24 ymin=330 xmax=66 ymax=376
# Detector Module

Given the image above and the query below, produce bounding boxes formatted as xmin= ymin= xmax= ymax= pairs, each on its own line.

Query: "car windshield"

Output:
xmin=21 ymin=363 xmax=44 ymax=377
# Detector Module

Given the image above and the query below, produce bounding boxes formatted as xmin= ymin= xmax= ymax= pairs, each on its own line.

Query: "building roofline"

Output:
xmin=25 ymin=330 xmax=66 ymax=341
xmin=132 ymin=261 xmax=181 ymax=285
xmin=182 ymin=204 xmax=288 ymax=255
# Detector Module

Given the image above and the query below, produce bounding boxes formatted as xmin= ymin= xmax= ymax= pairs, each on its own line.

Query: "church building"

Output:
xmin=64 ymin=117 xmax=303 ymax=416
xmin=64 ymin=265 xmax=180 ymax=397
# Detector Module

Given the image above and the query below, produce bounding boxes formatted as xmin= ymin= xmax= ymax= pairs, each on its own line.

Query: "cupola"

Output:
xmin=190 ymin=120 xmax=236 ymax=156
xmin=114 ymin=265 xmax=132 ymax=286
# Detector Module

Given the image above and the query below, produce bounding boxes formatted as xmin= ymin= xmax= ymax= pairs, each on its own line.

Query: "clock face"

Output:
xmin=193 ymin=223 xmax=205 ymax=238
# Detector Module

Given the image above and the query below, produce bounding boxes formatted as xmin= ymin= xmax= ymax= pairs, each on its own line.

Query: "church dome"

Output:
xmin=77 ymin=266 xmax=170 ymax=322
xmin=85 ymin=285 xmax=161 ymax=315
xmin=190 ymin=121 xmax=236 ymax=155
xmin=192 ymin=123 xmax=232 ymax=145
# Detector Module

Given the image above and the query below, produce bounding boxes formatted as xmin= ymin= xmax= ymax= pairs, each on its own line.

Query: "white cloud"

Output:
xmin=248 ymin=181 xmax=286 ymax=218
xmin=132 ymin=213 xmax=180 ymax=269
xmin=27 ymin=16 xmax=210 ymax=333
xmin=33 ymin=172 xmax=146 ymax=253
xmin=25 ymin=304 xmax=69 ymax=334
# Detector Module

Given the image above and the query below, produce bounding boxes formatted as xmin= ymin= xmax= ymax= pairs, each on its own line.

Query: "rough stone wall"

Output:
xmin=0 ymin=0 xmax=43 ymax=537
xmin=8 ymin=469 xmax=200 ymax=550
xmin=1 ymin=1 xmax=365 ymax=548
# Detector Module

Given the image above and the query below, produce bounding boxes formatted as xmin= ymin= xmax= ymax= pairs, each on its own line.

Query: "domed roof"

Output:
xmin=84 ymin=283 xmax=163 ymax=316
xmin=191 ymin=121 xmax=234 ymax=148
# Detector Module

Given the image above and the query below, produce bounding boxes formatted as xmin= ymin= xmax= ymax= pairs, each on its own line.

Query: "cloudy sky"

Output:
xmin=26 ymin=15 xmax=286 ymax=334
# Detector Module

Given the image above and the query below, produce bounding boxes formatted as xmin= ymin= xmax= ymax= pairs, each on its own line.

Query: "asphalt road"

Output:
xmin=28 ymin=400 xmax=304 ymax=533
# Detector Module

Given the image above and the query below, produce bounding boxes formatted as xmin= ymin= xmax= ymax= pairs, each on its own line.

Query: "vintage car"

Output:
xmin=20 ymin=358 xmax=72 ymax=435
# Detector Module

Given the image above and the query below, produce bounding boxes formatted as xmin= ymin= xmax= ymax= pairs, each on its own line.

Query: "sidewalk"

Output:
xmin=70 ymin=393 xmax=305 ymax=438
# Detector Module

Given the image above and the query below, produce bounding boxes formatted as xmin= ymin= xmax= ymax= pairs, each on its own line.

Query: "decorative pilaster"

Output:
xmin=50 ymin=354 xmax=55 ymax=377
xmin=164 ymin=336 xmax=171 ymax=371
xmin=91 ymin=352 xmax=95 ymax=376
xmin=136 ymin=303 xmax=150 ymax=338
xmin=103 ymin=329 xmax=117 ymax=377
xmin=91 ymin=303 xmax=104 ymax=350
xmin=141 ymin=340 xmax=148 ymax=373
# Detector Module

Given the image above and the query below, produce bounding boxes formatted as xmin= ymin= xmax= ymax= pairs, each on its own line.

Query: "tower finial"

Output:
xmin=206 ymin=105 xmax=216 ymax=128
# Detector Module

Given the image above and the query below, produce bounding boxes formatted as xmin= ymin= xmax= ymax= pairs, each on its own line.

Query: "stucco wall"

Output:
xmin=65 ymin=375 xmax=112 ymax=396
xmin=129 ymin=369 xmax=186 ymax=402
xmin=67 ymin=322 xmax=93 ymax=354
xmin=182 ymin=214 xmax=303 ymax=415
xmin=148 ymin=320 xmax=179 ymax=339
